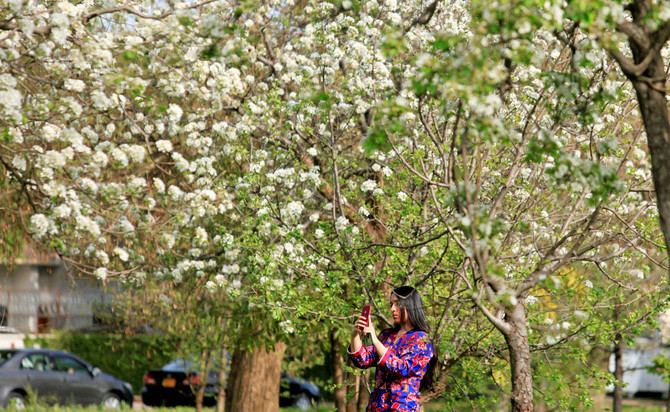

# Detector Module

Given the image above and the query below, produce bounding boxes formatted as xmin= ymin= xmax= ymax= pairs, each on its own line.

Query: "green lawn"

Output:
xmin=10 ymin=400 xmax=667 ymax=412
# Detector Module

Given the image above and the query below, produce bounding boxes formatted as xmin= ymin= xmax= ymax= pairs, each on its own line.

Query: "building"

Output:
xmin=0 ymin=246 xmax=108 ymax=334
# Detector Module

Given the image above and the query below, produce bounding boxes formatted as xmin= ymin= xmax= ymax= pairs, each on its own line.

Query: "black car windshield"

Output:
xmin=0 ymin=350 xmax=16 ymax=366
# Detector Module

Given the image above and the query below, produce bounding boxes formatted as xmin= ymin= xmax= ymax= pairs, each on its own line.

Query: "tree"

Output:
xmin=1 ymin=1 xmax=669 ymax=411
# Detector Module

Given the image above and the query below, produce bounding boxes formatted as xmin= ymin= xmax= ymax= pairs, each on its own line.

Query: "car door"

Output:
xmin=19 ymin=353 xmax=62 ymax=404
xmin=51 ymin=354 xmax=101 ymax=405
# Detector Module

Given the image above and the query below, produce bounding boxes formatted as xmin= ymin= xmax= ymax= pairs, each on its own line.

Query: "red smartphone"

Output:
xmin=358 ymin=305 xmax=371 ymax=331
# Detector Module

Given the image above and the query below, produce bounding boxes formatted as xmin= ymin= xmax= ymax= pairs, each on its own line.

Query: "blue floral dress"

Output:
xmin=348 ymin=328 xmax=434 ymax=411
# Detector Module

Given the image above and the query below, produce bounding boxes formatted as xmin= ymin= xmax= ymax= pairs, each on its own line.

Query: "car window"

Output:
xmin=162 ymin=358 xmax=193 ymax=372
xmin=161 ymin=357 xmax=223 ymax=372
xmin=0 ymin=350 xmax=15 ymax=365
xmin=53 ymin=355 xmax=89 ymax=375
xmin=20 ymin=353 xmax=52 ymax=371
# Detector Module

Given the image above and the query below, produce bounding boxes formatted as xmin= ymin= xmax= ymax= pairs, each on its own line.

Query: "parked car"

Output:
xmin=606 ymin=347 xmax=670 ymax=399
xmin=141 ymin=358 xmax=220 ymax=407
xmin=142 ymin=358 xmax=321 ymax=410
xmin=0 ymin=348 xmax=134 ymax=409
xmin=279 ymin=371 xmax=321 ymax=410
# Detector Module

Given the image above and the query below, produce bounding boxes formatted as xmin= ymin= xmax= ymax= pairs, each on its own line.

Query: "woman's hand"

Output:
xmin=354 ymin=315 xmax=376 ymax=337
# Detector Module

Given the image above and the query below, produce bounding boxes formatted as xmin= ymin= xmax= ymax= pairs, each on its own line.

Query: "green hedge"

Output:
xmin=24 ymin=332 xmax=179 ymax=395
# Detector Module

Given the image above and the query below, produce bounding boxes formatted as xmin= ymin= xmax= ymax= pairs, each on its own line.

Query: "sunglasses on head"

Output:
xmin=393 ymin=286 xmax=416 ymax=299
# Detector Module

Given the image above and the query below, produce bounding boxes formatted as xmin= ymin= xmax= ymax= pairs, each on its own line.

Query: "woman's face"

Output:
xmin=390 ymin=293 xmax=403 ymax=324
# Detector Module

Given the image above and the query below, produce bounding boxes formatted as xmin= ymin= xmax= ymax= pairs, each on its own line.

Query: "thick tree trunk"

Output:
xmin=225 ymin=342 xmax=286 ymax=412
xmin=623 ymin=0 xmax=670 ymax=279
xmin=632 ymin=77 xmax=670 ymax=279
xmin=504 ymin=303 xmax=533 ymax=412
xmin=331 ymin=329 xmax=347 ymax=412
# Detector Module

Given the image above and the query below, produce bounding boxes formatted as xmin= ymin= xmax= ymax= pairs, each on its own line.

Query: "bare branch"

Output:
xmin=0 ymin=20 xmax=50 ymax=34
xmin=404 ymin=0 xmax=439 ymax=33
xmin=83 ymin=0 xmax=219 ymax=24
xmin=387 ymin=135 xmax=450 ymax=187
xmin=473 ymin=289 xmax=510 ymax=334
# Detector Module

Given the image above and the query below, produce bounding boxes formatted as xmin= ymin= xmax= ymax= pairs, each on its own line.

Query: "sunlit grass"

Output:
xmin=16 ymin=403 xmax=334 ymax=412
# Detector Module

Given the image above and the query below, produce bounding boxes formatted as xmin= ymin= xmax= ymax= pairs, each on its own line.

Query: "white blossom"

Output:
xmin=335 ymin=216 xmax=349 ymax=231
xmin=64 ymin=78 xmax=86 ymax=92
xmin=156 ymin=140 xmax=174 ymax=153
xmin=94 ymin=268 xmax=108 ymax=281
xmin=95 ymin=250 xmax=109 ymax=265
xmin=113 ymin=247 xmax=129 ymax=262
xmin=168 ymin=103 xmax=184 ymax=122
xmin=360 ymin=180 xmax=377 ymax=192
xmin=280 ymin=319 xmax=295 ymax=334
xmin=30 ymin=214 xmax=49 ymax=238
xmin=283 ymin=201 xmax=304 ymax=220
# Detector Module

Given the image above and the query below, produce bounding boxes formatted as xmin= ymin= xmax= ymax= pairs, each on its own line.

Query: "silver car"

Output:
xmin=0 ymin=348 xmax=133 ymax=409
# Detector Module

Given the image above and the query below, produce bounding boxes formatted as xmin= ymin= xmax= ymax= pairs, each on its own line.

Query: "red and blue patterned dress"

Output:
xmin=348 ymin=328 xmax=434 ymax=412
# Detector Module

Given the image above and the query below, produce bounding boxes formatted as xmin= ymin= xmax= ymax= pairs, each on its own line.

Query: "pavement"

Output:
xmin=133 ymin=396 xmax=148 ymax=410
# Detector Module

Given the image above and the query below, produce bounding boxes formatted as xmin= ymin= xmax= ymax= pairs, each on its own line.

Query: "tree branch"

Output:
xmin=83 ymin=0 xmax=219 ymax=24
xmin=607 ymin=46 xmax=655 ymax=79
xmin=616 ymin=21 xmax=650 ymax=50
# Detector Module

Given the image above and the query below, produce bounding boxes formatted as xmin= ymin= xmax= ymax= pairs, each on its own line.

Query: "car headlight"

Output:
xmin=124 ymin=382 xmax=133 ymax=392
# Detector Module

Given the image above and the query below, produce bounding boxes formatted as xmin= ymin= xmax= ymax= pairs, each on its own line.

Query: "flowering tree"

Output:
xmin=1 ymin=0 xmax=669 ymax=411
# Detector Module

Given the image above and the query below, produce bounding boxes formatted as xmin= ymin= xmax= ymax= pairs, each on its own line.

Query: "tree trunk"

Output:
xmin=217 ymin=348 xmax=227 ymax=412
xmin=225 ymin=342 xmax=286 ymax=412
xmin=346 ymin=357 xmax=360 ymax=412
xmin=612 ymin=335 xmax=625 ymax=412
xmin=331 ymin=329 xmax=347 ymax=412
xmin=631 ymin=76 xmax=670 ymax=280
xmin=623 ymin=1 xmax=670 ymax=278
xmin=504 ymin=303 xmax=533 ymax=412
xmin=357 ymin=369 xmax=370 ymax=411
xmin=194 ymin=350 xmax=211 ymax=412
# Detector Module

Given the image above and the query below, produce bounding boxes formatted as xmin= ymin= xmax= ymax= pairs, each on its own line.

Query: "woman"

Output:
xmin=349 ymin=286 xmax=435 ymax=411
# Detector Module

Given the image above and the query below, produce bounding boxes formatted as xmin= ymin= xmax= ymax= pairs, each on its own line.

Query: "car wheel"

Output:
xmin=7 ymin=392 xmax=26 ymax=410
xmin=101 ymin=393 xmax=122 ymax=410
xmin=292 ymin=392 xmax=312 ymax=410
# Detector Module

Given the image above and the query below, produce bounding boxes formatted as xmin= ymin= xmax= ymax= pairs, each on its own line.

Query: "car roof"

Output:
xmin=0 ymin=326 xmax=22 ymax=334
xmin=0 ymin=348 xmax=81 ymax=356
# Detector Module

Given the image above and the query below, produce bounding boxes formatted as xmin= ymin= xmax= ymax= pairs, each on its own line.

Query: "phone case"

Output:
xmin=359 ymin=305 xmax=371 ymax=330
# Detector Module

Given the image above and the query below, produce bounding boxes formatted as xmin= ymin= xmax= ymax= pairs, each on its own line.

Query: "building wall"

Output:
xmin=0 ymin=262 xmax=106 ymax=334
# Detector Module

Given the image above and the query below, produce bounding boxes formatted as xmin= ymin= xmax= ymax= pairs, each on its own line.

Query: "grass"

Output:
xmin=13 ymin=404 xmax=335 ymax=412
xmin=11 ymin=398 xmax=667 ymax=412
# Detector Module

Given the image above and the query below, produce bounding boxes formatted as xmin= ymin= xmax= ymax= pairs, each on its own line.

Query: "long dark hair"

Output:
xmin=392 ymin=286 xmax=437 ymax=391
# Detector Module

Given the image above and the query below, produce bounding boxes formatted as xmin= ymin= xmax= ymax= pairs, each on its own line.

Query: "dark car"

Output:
xmin=142 ymin=358 xmax=321 ymax=410
xmin=141 ymin=358 xmax=220 ymax=407
xmin=0 ymin=348 xmax=134 ymax=409
xmin=279 ymin=372 xmax=321 ymax=410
